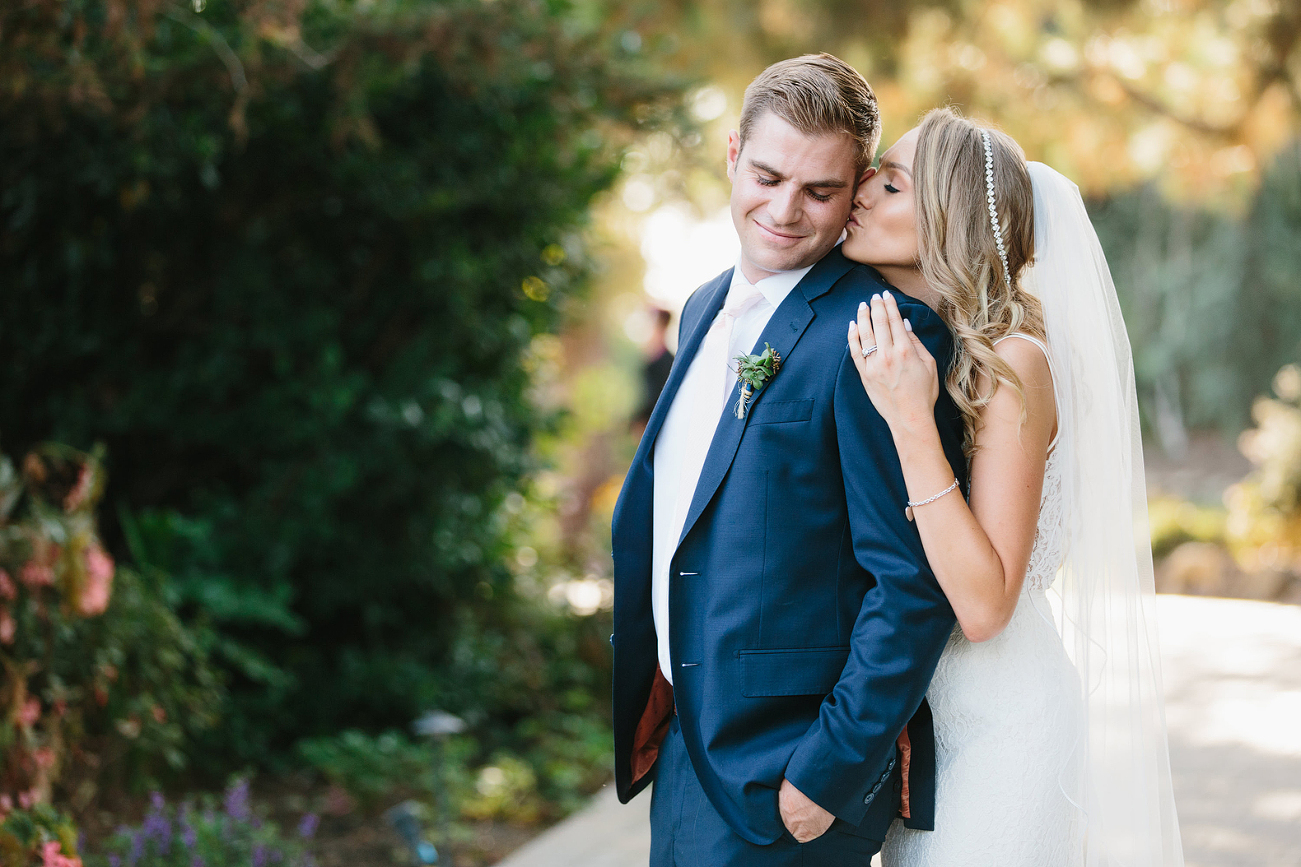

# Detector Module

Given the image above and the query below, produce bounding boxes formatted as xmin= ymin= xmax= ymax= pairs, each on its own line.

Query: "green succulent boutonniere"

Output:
xmin=733 ymin=343 xmax=782 ymax=419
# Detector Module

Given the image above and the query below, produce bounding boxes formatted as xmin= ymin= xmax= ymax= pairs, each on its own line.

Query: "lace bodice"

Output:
xmin=1024 ymin=444 xmax=1065 ymax=591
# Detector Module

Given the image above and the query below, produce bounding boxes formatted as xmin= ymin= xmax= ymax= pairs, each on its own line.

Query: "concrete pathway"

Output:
xmin=496 ymin=595 xmax=1301 ymax=867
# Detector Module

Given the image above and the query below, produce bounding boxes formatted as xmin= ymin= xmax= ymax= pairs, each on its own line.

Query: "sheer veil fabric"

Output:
xmin=1025 ymin=162 xmax=1185 ymax=866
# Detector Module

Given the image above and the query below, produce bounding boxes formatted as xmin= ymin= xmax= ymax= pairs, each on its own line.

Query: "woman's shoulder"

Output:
xmin=992 ymin=333 xmax=1053 ymax=392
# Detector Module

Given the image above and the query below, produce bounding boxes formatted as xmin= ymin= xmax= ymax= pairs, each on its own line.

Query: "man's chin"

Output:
xmin=744 ymin=244 xmax=832 ymax=276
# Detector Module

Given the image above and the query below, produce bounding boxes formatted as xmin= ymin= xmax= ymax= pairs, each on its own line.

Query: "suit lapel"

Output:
xmin=675 ymin=248 xmax=855 ymax=548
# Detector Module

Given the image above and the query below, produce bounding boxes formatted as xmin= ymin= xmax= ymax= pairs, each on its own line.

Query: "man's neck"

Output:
xmin=737 ymin=257 xmax=776 ymax=285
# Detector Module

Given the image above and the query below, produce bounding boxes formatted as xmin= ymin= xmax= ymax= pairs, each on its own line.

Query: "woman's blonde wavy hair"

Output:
xmin=912 ymin=107 xmax=1044 ymax=456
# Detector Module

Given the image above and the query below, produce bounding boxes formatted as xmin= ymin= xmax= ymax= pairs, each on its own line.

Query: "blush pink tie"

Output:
xmin=669 ymin=285 xmax=766 ymax=542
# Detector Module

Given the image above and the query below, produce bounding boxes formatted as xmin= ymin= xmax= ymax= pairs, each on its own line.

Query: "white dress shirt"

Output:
xmin=650 ymin=260 xmax=813 ymax=684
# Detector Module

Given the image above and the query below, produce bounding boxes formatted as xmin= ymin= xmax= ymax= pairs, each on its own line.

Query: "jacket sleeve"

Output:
xmin=782 ymin=298 xmax=963 ymax=826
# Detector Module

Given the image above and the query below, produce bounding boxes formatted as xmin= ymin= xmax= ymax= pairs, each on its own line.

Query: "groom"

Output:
xmin=611 ymin=55 xmax=968 ymax=863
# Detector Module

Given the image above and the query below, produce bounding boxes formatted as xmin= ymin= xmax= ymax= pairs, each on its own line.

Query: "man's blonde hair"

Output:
xmin=739 ymin=54 xmax=880 ymax=174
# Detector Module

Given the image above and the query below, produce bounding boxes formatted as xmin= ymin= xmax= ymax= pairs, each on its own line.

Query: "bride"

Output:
xmin=840 ymin=107 xmax=1185 ymax=866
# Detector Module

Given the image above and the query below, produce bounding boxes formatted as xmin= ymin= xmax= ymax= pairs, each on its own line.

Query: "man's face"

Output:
xmin=727 ymin=111 xmax=860 ymax=283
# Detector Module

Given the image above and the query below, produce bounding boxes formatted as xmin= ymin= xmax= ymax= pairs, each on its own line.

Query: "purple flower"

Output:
xmin=297 ymin=813 xmax=319 ymax=840
xmin=191 ymin=858 xmax=205 ymax=867
xmin=224 ymin=778 xmax=252 ymax=821
xmin=181 ymin=821 xmax=197 ymax=850
xmin=143 ymin=802 xmax=172 ymax=851
xmin=128 ymin=830 xmax=144 ymax=866
xmin=252 ymin=844 xmax=268 ymax=867
xmin=108 ymin=857 xmax=121 ymax=867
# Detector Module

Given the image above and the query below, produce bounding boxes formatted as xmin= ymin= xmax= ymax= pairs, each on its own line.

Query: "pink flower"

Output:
xmin=0 ymin=608 xmax=14 ymax=644
xmin=20 ymin=560 xmax=54 ymax=589
xmin=17 ymin=697 xmax=40 ymax=727
xmin=63 ymin=464 xmax=94 ymax=513
xmin=17 ymin=788 xmax=35 ymax=809
xmin=33 ymin=747 xmax=56 ymax=770
xmin=41 ymin=840 xmax=82 ymax=867
xmin=76 ymin=545 xmax=114 ymax=616
xmin=0 ymin=569 xmax=15 ymax=600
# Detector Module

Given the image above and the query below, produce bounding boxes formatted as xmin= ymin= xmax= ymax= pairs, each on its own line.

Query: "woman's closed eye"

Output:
xmin=884 ymin=182 xmax=901 ymax=194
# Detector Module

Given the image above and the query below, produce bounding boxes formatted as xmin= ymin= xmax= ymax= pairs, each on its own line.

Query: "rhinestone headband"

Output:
xmin=981 ymin=129 xmax=1011 ymax=287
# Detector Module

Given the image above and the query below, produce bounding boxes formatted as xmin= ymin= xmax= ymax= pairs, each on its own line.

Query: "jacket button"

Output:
xmin=871 ymin=782 xmax=882 ymax=794
xmin=609 ymin=634 xmax=614 ymax=647
xmin=863 ymin=792 xmax=874 ymax=805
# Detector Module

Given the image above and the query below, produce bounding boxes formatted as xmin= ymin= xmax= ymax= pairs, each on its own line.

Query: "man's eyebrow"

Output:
xmin=747 ymin=159 xmax=850 ymax=189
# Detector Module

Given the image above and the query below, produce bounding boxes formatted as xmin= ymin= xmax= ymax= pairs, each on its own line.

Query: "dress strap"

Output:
xmin=993 ymin=332 xmax=1060 ymax=451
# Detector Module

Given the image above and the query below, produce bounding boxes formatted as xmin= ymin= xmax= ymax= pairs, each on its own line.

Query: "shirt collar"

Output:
xmin=728 ymin=258 xmax=814 ymax=310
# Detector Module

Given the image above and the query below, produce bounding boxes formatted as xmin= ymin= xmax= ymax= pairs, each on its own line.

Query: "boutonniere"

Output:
xmin=733 ymin=343 xmax=782 ymax=419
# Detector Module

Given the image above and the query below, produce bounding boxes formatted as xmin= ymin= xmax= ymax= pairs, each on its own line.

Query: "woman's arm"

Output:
xmin=848 ymin=292 xmax=1056 ymax=642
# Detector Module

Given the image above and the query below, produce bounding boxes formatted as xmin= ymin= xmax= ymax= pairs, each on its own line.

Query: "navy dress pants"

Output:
xmin=649 ymin=716 xmax=883 ymax=866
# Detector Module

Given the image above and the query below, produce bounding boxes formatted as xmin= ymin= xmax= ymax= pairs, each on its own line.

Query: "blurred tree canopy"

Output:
xmin=617 ymin=0 xmax=1301 ymax=198
xmin=0 ymin=0 xmax=687 ymax=761
xmin=590 ymin=0 xmax=1301 ymax=443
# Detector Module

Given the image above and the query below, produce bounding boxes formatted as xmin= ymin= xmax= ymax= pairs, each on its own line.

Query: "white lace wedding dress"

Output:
xmin=882 ymin=334 xmax=1085 ymax=867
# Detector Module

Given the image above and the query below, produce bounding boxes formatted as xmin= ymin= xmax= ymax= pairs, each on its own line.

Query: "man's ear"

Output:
xmin=726 ymin=131 xmax=741 ymax=182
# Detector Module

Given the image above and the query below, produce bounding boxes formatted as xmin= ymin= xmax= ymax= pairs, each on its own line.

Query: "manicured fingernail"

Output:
xmin=849 ymin=321 xmax=857 ymax=332
xmin=858 ymin=301 xmax=867 ymax=312
xmin=872 ymin=293 xmax=881 ymax=302
xmin=904 ymin=319 xmax=913 ymax=332
xmin=883 ymin=290 xmax=893 ymax=299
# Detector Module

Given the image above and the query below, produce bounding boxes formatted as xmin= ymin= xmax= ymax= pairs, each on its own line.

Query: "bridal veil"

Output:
xmin=1024 ymin=162 xmax=1185 ymax=867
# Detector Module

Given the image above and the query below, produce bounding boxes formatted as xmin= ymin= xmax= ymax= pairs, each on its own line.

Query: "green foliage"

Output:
xmin=1147 ymin=497 xmax=1227 ymax=561
xmin=0 ymin=445 xmax=221 ymax=808
xmin=0 ymin=804 xmax=81 ymax=867
xmin=0 ymin=0 xmax=687 ymax=762
xmin=296 ymin=729 xmax=438 ymax=810
xmin=92 ymin=781 xmax=314 ymax=867
xmin=1227 ymin=364 xmax=1301 ymax=573
xmin=1091 ymin=142 xmax=1301 ymax=439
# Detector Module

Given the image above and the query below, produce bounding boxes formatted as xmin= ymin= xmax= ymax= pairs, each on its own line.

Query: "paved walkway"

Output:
xmin=497 ymin=595 xmax=1301 ymax=867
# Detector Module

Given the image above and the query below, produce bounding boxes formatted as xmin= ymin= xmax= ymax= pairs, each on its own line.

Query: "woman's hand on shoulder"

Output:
xmin=847 ymin=290 xmax=939 ymax=435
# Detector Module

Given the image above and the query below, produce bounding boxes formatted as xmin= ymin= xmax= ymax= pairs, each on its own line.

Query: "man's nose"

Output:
xmin=767 ymin=186 xmax=802 ymax=225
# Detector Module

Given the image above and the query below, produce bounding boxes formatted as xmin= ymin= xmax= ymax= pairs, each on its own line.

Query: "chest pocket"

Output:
xmin=748 ymin=397 xmax=814 ymax=425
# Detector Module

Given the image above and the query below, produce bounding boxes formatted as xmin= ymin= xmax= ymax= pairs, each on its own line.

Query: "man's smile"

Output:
xmin=754 ymin=221 xmax=807 ymax=243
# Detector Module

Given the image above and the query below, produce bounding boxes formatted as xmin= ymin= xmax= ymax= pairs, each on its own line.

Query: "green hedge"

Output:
xmin=0 ymin=0 xmax=686 ymax=761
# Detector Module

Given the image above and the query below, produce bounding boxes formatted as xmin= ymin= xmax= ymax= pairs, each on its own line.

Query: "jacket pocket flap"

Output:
xmin=748 ymin=398 xmax=814 ymax=425
xmin=739 ymin=646 xmax=849 ymax=697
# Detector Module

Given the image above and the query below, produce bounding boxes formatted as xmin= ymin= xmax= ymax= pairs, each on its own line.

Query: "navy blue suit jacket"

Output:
xmin=611 ymin=246 xmax=968 ymax=844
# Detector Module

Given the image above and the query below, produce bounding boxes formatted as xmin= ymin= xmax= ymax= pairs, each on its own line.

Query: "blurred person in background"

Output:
xmin=631 ymin=307 xmax=675 ymax=438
